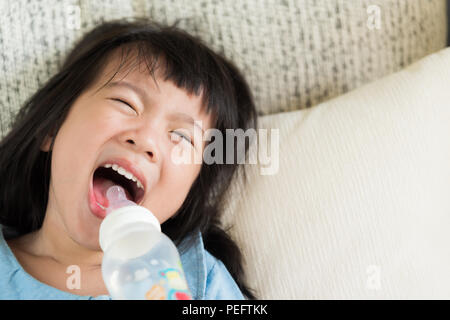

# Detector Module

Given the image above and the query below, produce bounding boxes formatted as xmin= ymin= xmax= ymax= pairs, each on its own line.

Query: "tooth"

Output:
xmin=124 ymin=172 xmax=133 ymax=180
xmin=105 ymin=163 xmax=144 ymax=190
xmin=118 ymin=167 xmax=134 ymax=181
xmin=135 ymin=180 xmax=143 ymax=190
xmin=104 ymin=164 xmax=112 ymax=168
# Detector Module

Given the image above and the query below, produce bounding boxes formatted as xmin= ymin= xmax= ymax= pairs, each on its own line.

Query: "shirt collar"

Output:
xmin=1 ymin=224 xmax=207 ymax=300
xmin=177 ymin=230 xmax=207 ymax=300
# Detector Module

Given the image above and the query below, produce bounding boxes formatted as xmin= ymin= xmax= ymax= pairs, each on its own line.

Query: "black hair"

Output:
xmin=0 ymin=18 xmax=258 ymax=299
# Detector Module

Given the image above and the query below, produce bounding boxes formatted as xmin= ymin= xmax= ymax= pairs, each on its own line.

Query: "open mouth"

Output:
xmin=92 ymin=166 xmax=145 ymax=208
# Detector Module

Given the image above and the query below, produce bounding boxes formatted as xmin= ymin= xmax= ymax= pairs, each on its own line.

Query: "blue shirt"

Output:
xmin=0 ymin=225 xmax=244 ymax=300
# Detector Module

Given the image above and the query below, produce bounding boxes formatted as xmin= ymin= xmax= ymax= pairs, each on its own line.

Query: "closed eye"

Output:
xmin=171 ymin=131 xmax=193 ymax=145
xmin=110 ymin=98 xmax=137 ymax=113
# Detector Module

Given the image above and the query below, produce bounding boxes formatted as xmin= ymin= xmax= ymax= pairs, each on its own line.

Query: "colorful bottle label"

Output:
xmin=145 ymin=265 xmax=192 ymax=300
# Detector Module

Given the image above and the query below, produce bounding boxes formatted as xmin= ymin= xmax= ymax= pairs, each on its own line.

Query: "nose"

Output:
xmin=123 ymin=130 xmax=160 ymax=165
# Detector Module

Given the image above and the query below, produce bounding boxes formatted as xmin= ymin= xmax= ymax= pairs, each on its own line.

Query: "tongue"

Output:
xmin=93 ymin=176 xmax=133 ymax=208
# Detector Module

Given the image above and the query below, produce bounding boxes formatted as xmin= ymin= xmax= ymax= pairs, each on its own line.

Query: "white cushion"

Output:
xmin=222 ymin=47 xmax=450 ymax=299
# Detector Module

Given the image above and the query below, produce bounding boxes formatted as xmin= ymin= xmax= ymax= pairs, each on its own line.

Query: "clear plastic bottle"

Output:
xmin=99 ymin=185 xmax=192 ymax=300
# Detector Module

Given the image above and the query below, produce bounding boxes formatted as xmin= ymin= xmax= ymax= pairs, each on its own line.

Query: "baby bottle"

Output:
xmin=99 ymin=185 xmax=192 ymax=300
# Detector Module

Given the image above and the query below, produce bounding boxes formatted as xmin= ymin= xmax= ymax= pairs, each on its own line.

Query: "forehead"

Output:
xmin=91 ymin=49 xmax=214 ymax=130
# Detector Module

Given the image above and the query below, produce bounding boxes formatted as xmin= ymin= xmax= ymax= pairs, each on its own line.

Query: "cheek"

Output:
xmin=57 ymin=100 xmax=126 ymax=166
xmin=151 ymin=159 xmax=202 ymax=223
xmin=70 ymin=93 xmax=124 ymax=131
xmin=168 ymin=143 xmax=203 ymax=182
xmin=167 ymin=159 xmax=201 ymax=199
xmin=48 ymin=100 xmax=114 ymax=198
xmin=55 ymin=106 xmax=104 ymax=160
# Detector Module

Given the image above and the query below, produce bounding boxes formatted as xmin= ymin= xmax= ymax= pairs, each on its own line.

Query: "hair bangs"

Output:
xmin=97 ymin=40 xmax=228 ymax=130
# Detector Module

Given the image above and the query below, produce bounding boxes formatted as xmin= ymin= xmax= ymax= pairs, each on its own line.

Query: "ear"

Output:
xmin=40 ymin=134 xmax=53 ymax=152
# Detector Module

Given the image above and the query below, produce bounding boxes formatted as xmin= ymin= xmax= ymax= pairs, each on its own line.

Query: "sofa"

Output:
xmin=1 ymin=0 xmax=449 ymax=299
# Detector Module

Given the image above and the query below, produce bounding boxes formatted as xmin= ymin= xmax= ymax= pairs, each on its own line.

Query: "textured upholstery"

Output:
xmin=0 ymin=0 xmax=447 ymax=139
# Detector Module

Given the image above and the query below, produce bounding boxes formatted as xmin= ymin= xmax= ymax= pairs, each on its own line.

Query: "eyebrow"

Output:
xmin=105 ymin=81 xmax=205 ymax=134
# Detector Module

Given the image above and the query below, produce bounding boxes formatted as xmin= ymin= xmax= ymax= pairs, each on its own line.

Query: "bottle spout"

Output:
xmin=105 ymin=185 xmax=137 ymax=215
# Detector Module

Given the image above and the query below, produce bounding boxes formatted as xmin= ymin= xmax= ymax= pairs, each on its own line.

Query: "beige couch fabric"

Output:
xmin=222 ymin=47 xmax=450 ymax=299
xmin=0 ymin=0 xmax=447 ymax=140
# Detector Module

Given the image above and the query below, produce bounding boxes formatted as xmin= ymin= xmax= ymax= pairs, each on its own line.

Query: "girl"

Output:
xmin=0 ymin=19 xmax=257 ymax=300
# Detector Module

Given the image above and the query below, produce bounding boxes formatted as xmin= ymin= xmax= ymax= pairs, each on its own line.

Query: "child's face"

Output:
xmin=40 ymin=54 xmax=213 ymax=249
